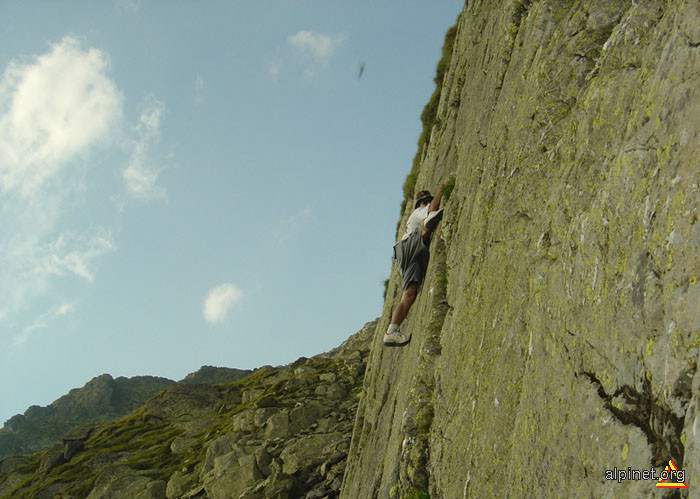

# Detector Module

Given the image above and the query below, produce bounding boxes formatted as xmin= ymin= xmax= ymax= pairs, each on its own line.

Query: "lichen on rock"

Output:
xmin=343 ymin=1 xmax=700 ymax=497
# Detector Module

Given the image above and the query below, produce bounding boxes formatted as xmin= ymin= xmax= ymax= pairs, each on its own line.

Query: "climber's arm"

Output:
xmin=429 ymin=183 xmax=445 ymax=212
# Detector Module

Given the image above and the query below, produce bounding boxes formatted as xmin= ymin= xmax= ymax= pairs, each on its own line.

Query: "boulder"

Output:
xmin=263 ymin=412 xmax=290 ymax=440
xmin=87 ymin=466 xmax=165 ymax=499
xmin=38 ymin=446 xmax=64 ymax=474
xmin=63 ymin=439 xmax=84 ymax=460
xmin=232 ymin=409 xmax=255 ymax=433
xmin=166 ymin=471 xmax=197 ymax=499
xmin=325 ymin=384 xmax=348 ymax=401
xmin=203 ymin=452 xmax=263 ymax=499
xmin=289 ymin=401 xmax=331 ymax=434
xmin=242 ymin=389 xmax=264 ymax=404
xmin=253 ymin=408 xmax=276 ymax=428
xmin=293 ymin=367 xmax=316 ymax=377
xmin=170 ymin=435 xmax=196 ymax=454
xmin=254 ymin=447 xmax=273 ymax=477
xmin=259 ymin=471 xmax=297 ymax=499
xmin=202 ymin=434 xmax=239 ymax=475
xmin=280 ymin=433 xmax=342 ymax=475
xmin=255 ymin=396 xmax=278 ymax=408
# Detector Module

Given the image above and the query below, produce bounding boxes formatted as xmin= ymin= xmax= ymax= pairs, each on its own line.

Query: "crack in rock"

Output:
xmin=582 ymin=371 xmax=685 ymax=467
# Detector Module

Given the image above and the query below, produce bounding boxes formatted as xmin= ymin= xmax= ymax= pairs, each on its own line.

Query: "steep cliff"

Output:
xmin=343 ymin=1 xmax=700 ymax=497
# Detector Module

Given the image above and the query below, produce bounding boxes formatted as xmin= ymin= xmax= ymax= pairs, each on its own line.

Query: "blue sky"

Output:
xmin=0 ymin=1 xmax=463 ymax=425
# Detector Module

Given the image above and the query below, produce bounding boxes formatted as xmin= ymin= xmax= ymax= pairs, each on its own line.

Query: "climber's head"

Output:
xmin=414 ymin=190 xmax=433 ymax=208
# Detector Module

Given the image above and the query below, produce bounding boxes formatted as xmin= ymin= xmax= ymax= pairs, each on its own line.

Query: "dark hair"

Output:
xmin=414 ymin=190 xmax=433 ymax=208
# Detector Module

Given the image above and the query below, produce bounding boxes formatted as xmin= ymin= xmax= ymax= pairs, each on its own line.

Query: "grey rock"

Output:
xmin=255 ymin=447 xmax=273 ymax=477
xmin=280 ymin=433 xmax=342 ymax=475
xmin=289 ymin=401 xmax=331 ymax=434
xmin=294 ymin=366 xmax=316 ymax=377
xmin=255 ymin=396 xmax=278 ymax=408
xmin=232 ymin=409 xmax=255 ymax=433
xmin=38 ymin=446 xmax=64 ymax=474
xmin=253 ymin=408 xmax=276 ymax=428
xmin=340 ymin=350 xmax=362 ymax=362
xmin=204 ymin=452 xmax=263 ymax=499
xmin=63 ymin=439 xmax=84 ymax=460
xmin=202 ymin=433 xmax=238 ymax=475
xmin=170 ymin=435 xmax=196 ymax=454
xmin=87 ymin=466 xmax=165 ymax=499
xmin=263 ymin=411 xmax=290 ymax=440
xmin=242 ymin=389 xmax=264 ymax=404
xmin=259 ymin=471 xmax=297 ymax=499
xmin=166 ymin=471 xmax=197 ymax=499
xmin=325 ymin=384 xmax=348 ymax=401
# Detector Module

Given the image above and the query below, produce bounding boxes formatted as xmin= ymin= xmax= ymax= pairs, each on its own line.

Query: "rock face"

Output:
xmin=343 ymin=1 xmax=700 ymax=498
xmin=0 ymin=368 xmax=252 ymax=459
xmin=0 ymin=320 xmax=375 ymax=498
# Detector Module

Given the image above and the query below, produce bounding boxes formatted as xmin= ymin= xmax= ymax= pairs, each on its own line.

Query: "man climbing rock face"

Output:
xmin=384 ymin=182 xmax=446 ymax=346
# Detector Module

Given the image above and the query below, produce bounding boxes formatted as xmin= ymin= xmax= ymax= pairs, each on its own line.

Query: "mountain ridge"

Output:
xmin=0 ymin=320 xmax=376 ymax=497
xmin=0 ymin=366 xmax=252 ymax=459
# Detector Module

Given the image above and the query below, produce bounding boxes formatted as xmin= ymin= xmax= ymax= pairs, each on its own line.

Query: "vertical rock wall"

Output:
xmin=342 ymin=1 xmax=700 ymax=497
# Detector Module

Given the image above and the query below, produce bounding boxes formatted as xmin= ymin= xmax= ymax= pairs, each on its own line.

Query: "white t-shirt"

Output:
xmin=401 ymin=205 xmax=429 ymax=240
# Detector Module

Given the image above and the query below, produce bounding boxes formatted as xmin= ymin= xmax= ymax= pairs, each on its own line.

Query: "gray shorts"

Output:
xmin=393 ymin=230 xmax=430 ymax=292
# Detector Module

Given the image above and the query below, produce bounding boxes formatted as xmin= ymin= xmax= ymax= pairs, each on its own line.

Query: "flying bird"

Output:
xmin=358 ymin=62 xmax=365 ymax=80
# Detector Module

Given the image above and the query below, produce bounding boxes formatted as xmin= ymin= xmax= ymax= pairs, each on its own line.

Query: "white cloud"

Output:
xmin=47 ymin=229 xmax=116 ymax=282
xmin=122 ymin=97 xmax=167 ymax=201
xmin=266 ymin=61 xmax=282 ymax=82
xmin=116 ymin=0 xmax=141 ymax=14
xmin=203 ymin=284 xmax=243 ymax=324
xmin=274 ymin=206 xmax=312 ymax=245
xmin=0 ymin=37 xmax=121 ymax=324
xmin=288 ymin=30 xmax=346 ymax=64
xmin=0 ymin=36 xmax=122 ymax=196
xmin=13 ymin=302 xmax=75 ymax=346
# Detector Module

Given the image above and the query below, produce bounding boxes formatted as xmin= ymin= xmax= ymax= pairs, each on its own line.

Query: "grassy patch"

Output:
xmin=401 ymin=23 xmax=458 ymax=211
xmin=442 ymin=176 xmax=456 ymax=202
xmin=406 ymin=489 xmax=430 ymax=499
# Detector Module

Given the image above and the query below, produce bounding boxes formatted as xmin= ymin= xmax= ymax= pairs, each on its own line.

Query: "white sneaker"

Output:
xmin=424 ymin=209 xmax=443 ymax=231
xmin=383 ymin=329 xmax=412 ymax=346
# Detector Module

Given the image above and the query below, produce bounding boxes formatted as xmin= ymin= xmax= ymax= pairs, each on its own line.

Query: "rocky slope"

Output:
xmin=0 ymin=368 xmax=252 ymax=459
xmin=343 ymin=1 xmax=700 ymax=498
xmin=0 ymin=320 xmax=375 ymax=498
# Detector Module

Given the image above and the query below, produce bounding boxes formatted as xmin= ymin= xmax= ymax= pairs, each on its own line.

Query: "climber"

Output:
xmin=383 ymin=182 xmax=446 ymax=346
